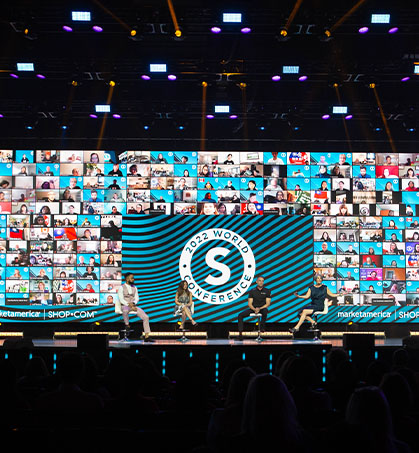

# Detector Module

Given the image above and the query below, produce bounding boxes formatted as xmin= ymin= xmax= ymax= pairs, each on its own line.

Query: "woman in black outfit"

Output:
xmin=289 ymin=275 xmax=342 ymax=333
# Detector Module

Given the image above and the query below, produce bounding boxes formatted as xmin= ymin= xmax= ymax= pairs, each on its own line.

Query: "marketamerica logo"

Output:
xmin=179 ymin=228 xmax=256 ymax=305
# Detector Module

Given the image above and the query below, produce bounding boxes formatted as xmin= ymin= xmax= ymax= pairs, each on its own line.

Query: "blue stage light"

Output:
xmin=371 ymin=14 xmax=390 ymax=24
xmin=283 ymin=66 xmax=299 ymax=74
xmin=95 ymin=105 xmax=111 ymax=113
xmin=150 ymin=64 xmax=167 ymax=73
xmin=214 ymin=105 xmax=230 ymax=113
xmin=333 ymin=106 xmax=348 ymax=114
xmin=223 ymin=13 xmax=242 ymax=23
xmin=17 ymin=63 xmax=34 ymax=71
xmin=72 ymin=11 xmax=91 ymax=21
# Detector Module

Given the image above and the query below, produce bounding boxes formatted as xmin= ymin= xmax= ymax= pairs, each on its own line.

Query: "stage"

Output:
xmin=0 ymin=337 xmax=405 ymax=348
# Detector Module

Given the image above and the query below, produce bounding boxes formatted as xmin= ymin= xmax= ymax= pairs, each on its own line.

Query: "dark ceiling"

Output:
xmin=0 ymin=0 xmax=418 ymax=150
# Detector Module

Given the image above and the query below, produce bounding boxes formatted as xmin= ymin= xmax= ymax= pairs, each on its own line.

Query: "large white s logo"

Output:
xmin=205 ymin=247 xmax=231 ymax=286
xmin=179 ymin=228 xmax=255 ymax=305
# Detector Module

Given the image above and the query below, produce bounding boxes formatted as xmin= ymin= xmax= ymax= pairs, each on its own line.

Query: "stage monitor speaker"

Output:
xmin=3 ymin=338 xmax=34 ymax=349
xmin=343 ymin=333 xmax=375 ymax=349
xmin=77 ymin=334 xmax=109 ymax=350
xmin=402 ymin=336 xmax=419 ymax=349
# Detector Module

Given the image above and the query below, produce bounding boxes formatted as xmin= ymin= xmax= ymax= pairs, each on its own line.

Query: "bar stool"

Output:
xmin=308 ymin=302 xmax=329 ymax=341
xmin=174 ymin=304 xmax=189 ymax=343
xmin=249 ymin=313 xmax=263 ymax=342
xmin=114 ymin=297 xmax=133 ymax=341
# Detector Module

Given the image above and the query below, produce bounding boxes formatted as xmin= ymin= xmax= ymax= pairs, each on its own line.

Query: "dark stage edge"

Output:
xmin=1 ymin=338 xmax=404 ymax=348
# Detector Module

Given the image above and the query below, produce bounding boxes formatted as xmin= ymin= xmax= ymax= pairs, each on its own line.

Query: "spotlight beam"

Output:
xmin=330 ymin=0 xmax=367 ymax=32
xmin=92 ymin=0 xmax=131 ymax=31
xmin=97 ymin=85 xmax=115 ymax=150
xmin=372 ymin=85 xmax=397 ymax=153
xmin=167 ymin=0 xmax=181 ymax=37
xmin=284 ymin=0 xmax=304 ymax=31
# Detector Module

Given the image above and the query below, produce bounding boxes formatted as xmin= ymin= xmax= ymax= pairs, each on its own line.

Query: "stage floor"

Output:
xmin=4 ymin=338 xmax=404 ymax=348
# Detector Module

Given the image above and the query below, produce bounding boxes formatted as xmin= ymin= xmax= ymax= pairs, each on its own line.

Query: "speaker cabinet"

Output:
xmin=77 ymin=334 xmax=109 ymax=350
xmin=343 ymin=333 xmax=375 ymax=349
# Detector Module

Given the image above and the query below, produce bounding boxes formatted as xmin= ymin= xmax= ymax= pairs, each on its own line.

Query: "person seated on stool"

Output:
xmin=289 ymin=274 xmax=343 ymax=334
xmin=237 ymin=276 xmax=271 ymax=341
xmin=175 ymin=280 xmax=198 ymax=329
xmin=117 ymin=272 xmax=154 ymax=342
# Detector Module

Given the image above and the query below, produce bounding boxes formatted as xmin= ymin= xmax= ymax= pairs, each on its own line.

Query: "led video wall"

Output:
xmin=1 ymin=150 xmax=419 ymax=322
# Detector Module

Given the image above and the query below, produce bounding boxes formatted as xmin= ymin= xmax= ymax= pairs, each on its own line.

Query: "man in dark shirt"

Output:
xmin=237 ymin=276 xmax=271 ymax=340
xmin=108 ymin=179 xmax=121 ymax=190
xmin=107 ymin=164 xmax=123 ymax=176
xmin=319 ymin=242 xmax=333 ymax=255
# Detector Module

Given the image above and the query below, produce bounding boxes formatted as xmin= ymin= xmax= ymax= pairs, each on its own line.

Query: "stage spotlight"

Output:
xmin=24 ymin=114 xmax=38 ymax=131
xmin=129 ymin=26 xmax=143 ymax=41
xmin=95 ymin=105 xmax=111 ymax=113
xmin=71 ymin=80 xmax=78 ymax=87
xmin=371 ymin=14 xmax=390 ymax=24
xmin=288 ymin=115 xmax=303 ymax=131
xmin=10 ymin=73 xmax=19 ymax=79
xmin=23 ymin=27 xmax=38 ymax=40
xmin=229 ymin=114 xmax=238 ymax=119
xmin=276 ymin=27 xmax=290 ymax=42
xmin=63 ymin=25 xmax=73 ymax=32
xmin=150 ymin=64 xmax=167 ymax=73
xmin=167 ymin=74 xmax=177 ymax=80
xmin=173 ymin=26 xmax=186 ymax=41
xmin=401 ymin=77 xmax=410 ymax=82
xmin=141 ymin=74 xmax=151 ymax=80
xmin=201 ymin=81 xmax=208 ymax=87
xmin=319 ymin=28 xmax=333 ymax=42
xmin=92 ymin=25 xmax=103 ymax=32
xmin=322 ymin=114 xmax=330 ymax=120
xmin=17 ymin=63 xmax=34 ymax=71
xmin=345 ymin=114 xmax=353 ymax=120
xmin=333 ymin=106 xmax=348 ymax=114
xmin=388 ymin=27 xmax=398 ymax=34
xmin=112 ymin=114 xmax=121 ymax=119
xmin=241 ymin=27 xmax=251 ymax=34
xmin=72 ymin=11 xmax=91 ymax=21
xmin=206 ymin=114 xmax=214 ymax=119
xmin=283 ymin=66 xmax=299 ymax=74
xmin=109 ymin=80 xmax=116 ymax=87
xmin=358 ymin=27 xmax=369 ymax=34
xmin=272 ymin=75 xmax=281 ymax=81
xmin=223 ymin=13 xmax=242 ymax=23
xmin=369 ymin=118 xmax=383 ymax=132
xmin=403 ymin=118 xmax=417 ymax=132
xmin=211 ymin=26 xmax=222 ymax=34
xmin=298 ymin=75 xmax=308 ymax=81
xmin=36 ymin=74 xmax=46 ymax=79
xmin=215 ymin=105 xmax=230 ymax=113
xmin=368 ymin=82 xmax=377 ymax=89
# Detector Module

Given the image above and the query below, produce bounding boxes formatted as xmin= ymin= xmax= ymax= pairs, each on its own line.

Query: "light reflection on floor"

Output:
xmin=26 ymin=338 xmax=402 ymax=348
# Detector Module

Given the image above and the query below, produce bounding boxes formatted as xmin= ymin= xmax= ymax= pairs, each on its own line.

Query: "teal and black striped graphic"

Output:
xmin=122 ymin=216 xmax=314 ymax=322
